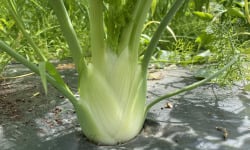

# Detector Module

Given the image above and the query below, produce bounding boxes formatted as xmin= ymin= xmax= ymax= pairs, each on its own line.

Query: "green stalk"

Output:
xmin=0 ymin=40 xmax=78 ymax=106
xmin=245 ymin=0 xmax=250 ymax=24
xmin=141 ymin=0 xmax=185 ymax=75
xmin=114 ymin=0 xmax=153 ymax=65
xmin=145 ymin=56 xmax=239 ymax=113
xmin=6 ymin=0 xmax=46 ymax=61
xmin=88 ymin=0 xmax=105 ymax=70
xmin=49 ymin=0 xmax=86 ymax=73
xmin=128 ymin=0 xmax=152 ymax=49
xmin=118 ymin=0 xmax=147 ymax=53
xmin=128 ymin=0 xmax=153 ymax=58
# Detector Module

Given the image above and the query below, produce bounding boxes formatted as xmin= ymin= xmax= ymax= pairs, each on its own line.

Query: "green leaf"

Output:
xmin=194 ymin=68 xmax=216 ymax=80
xmin=38 ymin=62 xmax=48 ymax=95
xmin=0 ymin=23 xmax=4 ymax=31
xmin=39 ymin=61 xmax=71 ymax=96
xmin=151 ymin=0 xmax=158 ymax=16
xmin=0 ymin=18 xmax=15 ymax=29
xmin=46 ymin=62 xmax=73 ymax=96
xmin=195 ymin=31 xmax=214 ymax=47
xmin=234 ymin=1 xmax=245 ymax=8
xmin=166 ymin=26 xmax=177 ymax=41
xmin=193 ymin=11 xmax=214 ymax=21
xmin=240 ymin=48 xmax=250 ymax=54
xmin=227 ymin=7 xmax=245 ymax=18
xmin=45 ymin=62 xmax=69 ymax=91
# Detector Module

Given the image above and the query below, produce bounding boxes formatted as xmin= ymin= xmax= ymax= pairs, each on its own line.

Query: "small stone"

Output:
xmin=164 ymin=102 xmax=173 ymax=109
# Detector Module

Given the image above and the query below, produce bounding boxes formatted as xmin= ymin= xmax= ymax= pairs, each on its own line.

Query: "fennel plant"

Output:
xmin=0 ymin=0 xmax=238 ymax=145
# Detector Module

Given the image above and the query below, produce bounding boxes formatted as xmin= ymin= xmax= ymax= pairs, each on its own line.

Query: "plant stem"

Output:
xmin=245 ymin=0 xmax=250 ymax=24
xmin=145 ymin=56 xmax=239 ymax=113
xmin=49 ymin=0 xmax=86 ymax=73
xmin=88 ymin=0 xmax=105 ymax=70
xmin=6 ymin=0 xmax=47 ymax=61
xmin=118 ymin=0 xmax=151 ymax=55
xmin=118 ymin=0 xmax=142 ymax=53
xmin=0 ymin=41 xmax=78 ymax=106
xmin=141 ymin=0 xmax=185 ymax=75
xmin=128 ymin=0 xmax=153 ymax=56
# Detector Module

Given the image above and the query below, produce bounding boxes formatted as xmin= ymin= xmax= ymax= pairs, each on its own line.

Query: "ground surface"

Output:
xmin=0 ymin=63 xmax=250 ymax=150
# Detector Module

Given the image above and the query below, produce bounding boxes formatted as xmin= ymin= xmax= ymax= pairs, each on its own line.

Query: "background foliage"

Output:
xmin=0 ymin=0 xmax=249 ymax=85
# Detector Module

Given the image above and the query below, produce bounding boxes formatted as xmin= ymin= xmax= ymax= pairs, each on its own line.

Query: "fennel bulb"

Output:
xmin=76 ymin=50 xmax=147 ymax=144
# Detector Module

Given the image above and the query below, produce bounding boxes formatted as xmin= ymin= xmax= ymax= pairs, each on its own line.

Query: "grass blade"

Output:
xmin=141 ymin=0 xmax=185 ymax=74
xmin=38 ymin=61 xmax=48 ymax=95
